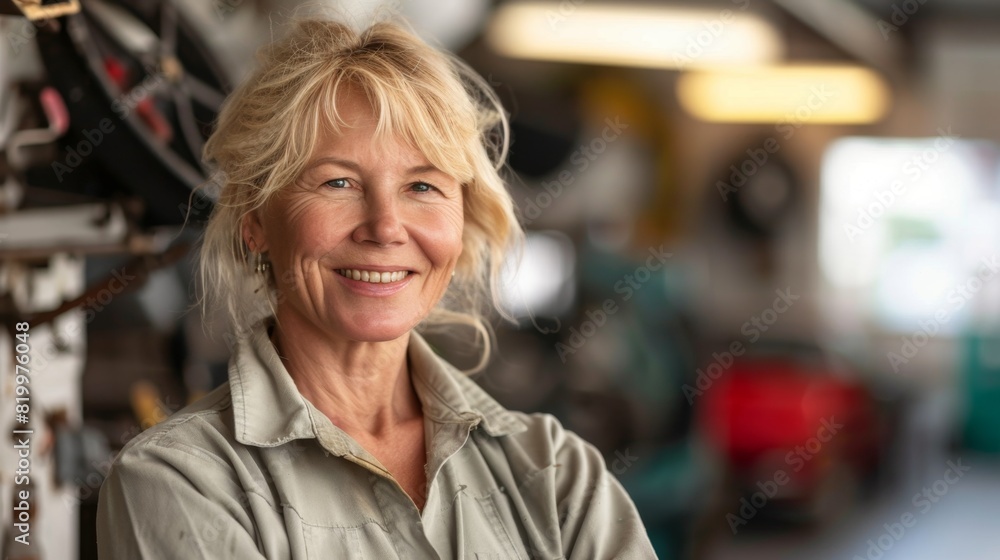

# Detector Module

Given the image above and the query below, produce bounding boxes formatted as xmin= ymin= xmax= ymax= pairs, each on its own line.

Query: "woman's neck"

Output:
xmin=268 ymin=312 xmax=423 ymax=439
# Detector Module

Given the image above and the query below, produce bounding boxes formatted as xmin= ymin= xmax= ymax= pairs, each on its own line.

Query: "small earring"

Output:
xmin=255 ymin=252 xmax=271 ymax=274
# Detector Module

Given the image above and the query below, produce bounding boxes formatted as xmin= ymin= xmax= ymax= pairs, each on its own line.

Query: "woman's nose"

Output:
xmin=353 ymin=192 xmax=407 ymax=247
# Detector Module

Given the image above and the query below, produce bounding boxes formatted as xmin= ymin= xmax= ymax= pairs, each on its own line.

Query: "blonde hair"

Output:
xmin=198 ymin=16 xmax=521 ymax=370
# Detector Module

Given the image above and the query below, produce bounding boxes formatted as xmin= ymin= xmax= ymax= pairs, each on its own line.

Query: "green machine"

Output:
xmin=962 ymin=331 xmax=1000 ymax=453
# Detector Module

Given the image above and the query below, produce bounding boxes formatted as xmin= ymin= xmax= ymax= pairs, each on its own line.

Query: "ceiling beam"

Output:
xmin=772 ymin=0 xmax=904 ymax=78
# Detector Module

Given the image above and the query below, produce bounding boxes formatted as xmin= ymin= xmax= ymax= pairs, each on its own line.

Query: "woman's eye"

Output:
xmin=324 ymin=178 xmax=349 ymax=189
xmin=411 ymin=182 xmax=437 ymax=193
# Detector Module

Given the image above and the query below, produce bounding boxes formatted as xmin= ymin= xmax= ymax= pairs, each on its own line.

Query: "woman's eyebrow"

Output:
xmin=308 ymin=157 xmax=361 ymax=173
xmin=407 ymin=164 xmax=442 ymax=175
xmin=306 ymin=158 xmax=441 ymax=176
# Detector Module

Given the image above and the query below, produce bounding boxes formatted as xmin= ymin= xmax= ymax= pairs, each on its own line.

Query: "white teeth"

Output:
xmin=338 ymin=269 xmax=409 ymax=284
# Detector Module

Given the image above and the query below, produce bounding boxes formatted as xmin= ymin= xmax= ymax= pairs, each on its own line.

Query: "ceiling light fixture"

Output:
xmin=487 ymin=2 xmax=783 ymax=70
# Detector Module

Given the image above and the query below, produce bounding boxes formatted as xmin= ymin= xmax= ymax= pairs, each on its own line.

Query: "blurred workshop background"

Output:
xmin=2 ymin=0 xmax=1000 ymax=558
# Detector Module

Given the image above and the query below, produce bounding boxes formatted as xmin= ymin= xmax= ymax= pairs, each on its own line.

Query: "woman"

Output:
xmin=97 ymin=16 xmax=657 ymax=559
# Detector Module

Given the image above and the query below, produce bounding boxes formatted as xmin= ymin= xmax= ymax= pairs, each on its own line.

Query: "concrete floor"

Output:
xmin=707 ymin=459 xmax=1000 ymax=559
xmin=705 ymin=388 xmax=1000 ymax=560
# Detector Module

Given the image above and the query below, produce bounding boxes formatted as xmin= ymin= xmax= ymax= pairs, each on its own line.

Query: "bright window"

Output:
xmin=820 ymin=134 xmax=1000 ymax=333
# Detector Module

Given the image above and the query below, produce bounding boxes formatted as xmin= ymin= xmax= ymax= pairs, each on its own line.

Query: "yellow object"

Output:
xmin=677 ymin=65 xmax=891 ymax=124
xmin=12 ymin=0 xmax=80 ymax=20
xmin=129 ymin=380 xmax=170 ymax=431
xmin=487 ymin=2 xmax=782 ymax=69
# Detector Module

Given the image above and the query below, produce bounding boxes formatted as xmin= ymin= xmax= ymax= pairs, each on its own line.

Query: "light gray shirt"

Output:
xmin=96 ymin=320 xmax=657 ymax=559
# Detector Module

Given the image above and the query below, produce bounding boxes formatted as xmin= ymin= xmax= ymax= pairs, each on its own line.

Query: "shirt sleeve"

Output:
xmin=97 ymin=436 xmax=268 ymax=559
xmin=545 ymin=416 xmax=658 ymax=560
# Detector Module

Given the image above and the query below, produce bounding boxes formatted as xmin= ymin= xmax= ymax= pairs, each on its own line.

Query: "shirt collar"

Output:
xmin=407 ymin=332 xmax=528 ymax=437
xmin=228 ymin=320 xmax=527 ymax=449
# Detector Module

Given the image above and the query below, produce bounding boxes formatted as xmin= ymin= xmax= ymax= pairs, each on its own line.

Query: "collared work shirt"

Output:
xmin=97 ymin=322 xmax=657 ymax=559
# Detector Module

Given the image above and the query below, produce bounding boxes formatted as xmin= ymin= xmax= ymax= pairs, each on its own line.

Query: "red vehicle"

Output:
xmin=698 ymin=342 xmax=887 ymax=525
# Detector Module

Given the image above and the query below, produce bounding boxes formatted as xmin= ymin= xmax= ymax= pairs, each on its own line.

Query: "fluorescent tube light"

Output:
xmin=487 ymin=2 xmax=782 ymax=69
xmin=677 ymin=65 xmax=891 ymax=124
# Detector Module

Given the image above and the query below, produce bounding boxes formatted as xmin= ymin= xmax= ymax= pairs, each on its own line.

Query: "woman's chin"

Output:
xmin=332 ymin=317 xmax=417 ymax=343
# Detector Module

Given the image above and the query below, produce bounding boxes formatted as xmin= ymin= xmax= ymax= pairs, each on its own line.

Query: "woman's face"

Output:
xmin=246 ymin=88 xmax=464 ymax=342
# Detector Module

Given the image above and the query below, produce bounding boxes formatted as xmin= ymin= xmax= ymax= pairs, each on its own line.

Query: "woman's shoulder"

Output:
xmin=487 ymin=410 xmax=607 ymax=475
xmin=496 ymin=409 xmax=594 ymax=446
xmin=110 ymin=382 xmax=239 ymax=470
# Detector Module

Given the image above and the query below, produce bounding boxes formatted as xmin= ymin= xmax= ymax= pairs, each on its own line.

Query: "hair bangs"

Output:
xmin=311 ymin=67 xmax=478 ymax=187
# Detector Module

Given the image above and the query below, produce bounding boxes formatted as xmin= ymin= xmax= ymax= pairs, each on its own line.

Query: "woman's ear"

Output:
xmin=241 ymin=210 xmax=268 ymax=253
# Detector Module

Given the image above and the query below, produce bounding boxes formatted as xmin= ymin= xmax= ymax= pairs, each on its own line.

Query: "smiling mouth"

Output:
xmin=336 ymin=269 xmax=410 ymax=284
